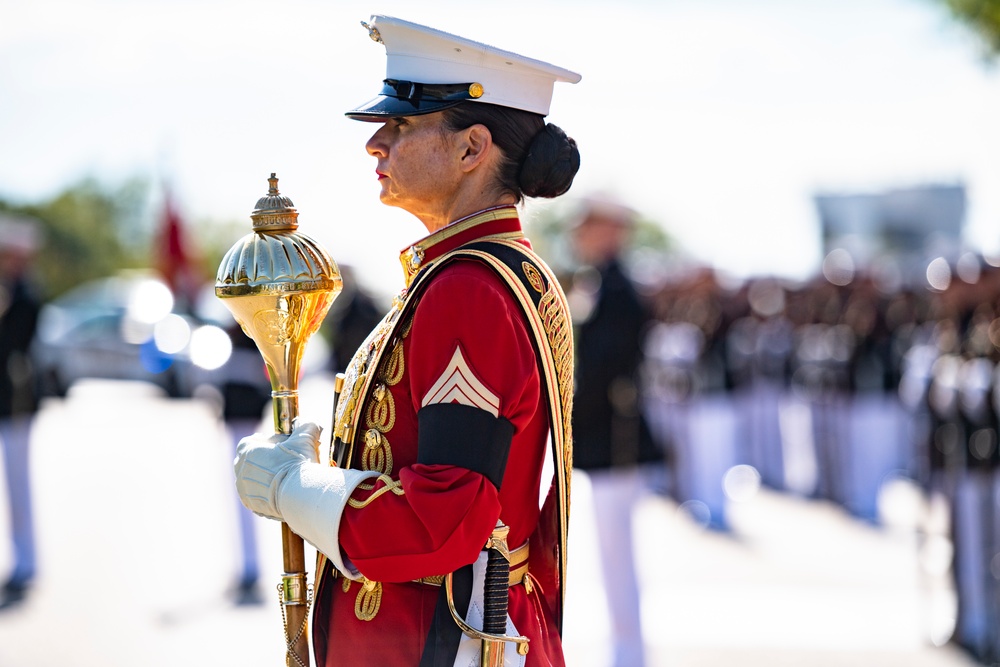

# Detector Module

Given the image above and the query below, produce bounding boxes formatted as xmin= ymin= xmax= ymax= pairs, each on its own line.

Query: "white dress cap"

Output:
xmin=346 ymin=15 xmax=581 ymax=119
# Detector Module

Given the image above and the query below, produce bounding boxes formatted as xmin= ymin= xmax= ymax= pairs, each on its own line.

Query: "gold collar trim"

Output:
xmin=399 ymin=207 xmax=521 ymax=286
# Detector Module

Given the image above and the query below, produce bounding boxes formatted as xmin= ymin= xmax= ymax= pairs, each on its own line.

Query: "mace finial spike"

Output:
xmin=250 ymin=172 xmax=299 ymax=231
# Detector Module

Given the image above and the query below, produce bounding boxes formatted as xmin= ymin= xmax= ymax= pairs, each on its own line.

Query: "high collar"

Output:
xmin=398 ymin=206 xmax=524 ymax=287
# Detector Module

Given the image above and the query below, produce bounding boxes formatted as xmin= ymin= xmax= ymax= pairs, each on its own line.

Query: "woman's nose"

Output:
xmin=366 ymin=126 xmax=388 ymax=157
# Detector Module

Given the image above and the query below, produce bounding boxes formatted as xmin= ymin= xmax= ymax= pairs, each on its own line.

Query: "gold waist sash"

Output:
xmin=414 ymin=541 xmax=529 ymax=587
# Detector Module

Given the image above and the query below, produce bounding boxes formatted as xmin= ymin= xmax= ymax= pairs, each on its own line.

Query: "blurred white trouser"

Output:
xmin=227 ymin=417 xmax=261 ymax=584
xmin=953 ymin=470 xmax=994 ymax=658
xmin=589 ymin=466 xmax=650 ymax=667
xmin=843 ymin=394 xmax=906 ymax=521
xmin=1 ymin=416 xmax=35 ymax=582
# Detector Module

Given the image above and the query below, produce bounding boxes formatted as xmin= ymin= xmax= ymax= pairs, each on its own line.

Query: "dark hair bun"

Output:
xmin=518 ymin=123 xmax=580 ymax=199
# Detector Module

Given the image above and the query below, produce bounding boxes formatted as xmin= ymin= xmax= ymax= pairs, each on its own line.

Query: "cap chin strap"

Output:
xmin=381 ymin=79 xmax=482 ymax=104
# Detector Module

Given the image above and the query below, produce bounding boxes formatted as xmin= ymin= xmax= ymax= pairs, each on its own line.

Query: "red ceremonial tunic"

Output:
xmin=313 ymin=207 xmax=566 ymax=666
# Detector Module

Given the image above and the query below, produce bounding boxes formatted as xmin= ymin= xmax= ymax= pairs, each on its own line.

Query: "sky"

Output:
xmin=3 ymin=0 xmax=1000 ymax=298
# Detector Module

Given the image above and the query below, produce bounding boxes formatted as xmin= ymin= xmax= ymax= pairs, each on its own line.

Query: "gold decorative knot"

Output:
xmin=366 ymin=383 xmax=396 ymax=433
xmin=383 ymin=342 xmax=405 ymax=386
xmin=355 ymin=578 xmax=382 ymax=621
xmin=362 ymin=428 xmax=393 ymax=475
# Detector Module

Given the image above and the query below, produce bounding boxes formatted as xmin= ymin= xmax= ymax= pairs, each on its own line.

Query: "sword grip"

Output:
xmin=483 ymin=523 xmax=510 ymax=636
xmin=483 ymin=547 xmax=509 ymax=635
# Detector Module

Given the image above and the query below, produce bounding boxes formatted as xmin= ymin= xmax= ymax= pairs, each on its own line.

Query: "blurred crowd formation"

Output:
xmin=639 ymin=255 xmax=1000 ymax=664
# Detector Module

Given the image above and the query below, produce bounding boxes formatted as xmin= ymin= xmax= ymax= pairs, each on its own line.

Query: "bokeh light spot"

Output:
xmin=189 ymin=324 xmax=232 ymax=370
xmin=153 ymin=313 xmax=191 ymax=355
xmin=822 ymin=248 xmax=855 ymax=286
xmin=678 ymin=499 xmax=712 ymax=528
xmin=926 ymin=257 xmax=951 ymax=291
xmin=723 ymin=464 xmax=761 ymax=503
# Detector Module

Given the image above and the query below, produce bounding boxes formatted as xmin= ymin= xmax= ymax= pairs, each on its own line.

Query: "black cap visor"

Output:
xmin=346 ymin=80 xmax=478 ymax=120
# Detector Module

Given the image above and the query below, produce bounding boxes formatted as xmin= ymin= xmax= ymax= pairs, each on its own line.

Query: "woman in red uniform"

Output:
xmin=235 ymin=15 xmax=580 ymax=667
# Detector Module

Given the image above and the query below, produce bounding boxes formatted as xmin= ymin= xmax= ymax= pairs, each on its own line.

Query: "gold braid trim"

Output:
xmin=344 ymin=321 xmax=412 ymax=622
xmin=348 ymin=474 xmax=405 ymax=508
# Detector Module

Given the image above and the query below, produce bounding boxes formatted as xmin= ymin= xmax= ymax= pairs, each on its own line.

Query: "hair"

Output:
xmin=440 ymin=102 xmax=580 ymax=203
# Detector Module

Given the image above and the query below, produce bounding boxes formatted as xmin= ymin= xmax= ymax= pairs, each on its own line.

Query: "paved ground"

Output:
xmin=0 ymin=378 xmax=981 ymax=666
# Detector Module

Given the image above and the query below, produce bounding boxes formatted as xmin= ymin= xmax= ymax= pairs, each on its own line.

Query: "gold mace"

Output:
xmin=216 ymin=173 xmax=342 ymax=667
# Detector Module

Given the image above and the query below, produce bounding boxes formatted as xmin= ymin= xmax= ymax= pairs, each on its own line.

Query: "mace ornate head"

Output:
xmin=214 ymin=174 xmax=342 ymax=432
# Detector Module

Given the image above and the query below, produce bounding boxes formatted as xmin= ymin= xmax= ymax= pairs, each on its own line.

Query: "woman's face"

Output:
xmin=365 ymin=112 xmax=464 ymax=217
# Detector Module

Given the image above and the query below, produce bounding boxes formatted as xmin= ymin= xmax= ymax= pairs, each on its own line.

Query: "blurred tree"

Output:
xmin=0 ymin=178 xmax=242 ymax=304
xmin=933 ymin=0 xmax=1000 ymax=55
xmin=0 ymin=178 xmax=149 ymax=300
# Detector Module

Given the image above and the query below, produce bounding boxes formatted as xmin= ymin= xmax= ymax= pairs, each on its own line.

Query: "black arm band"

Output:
xmin=417 ymin=403 xmax=514 ymax=490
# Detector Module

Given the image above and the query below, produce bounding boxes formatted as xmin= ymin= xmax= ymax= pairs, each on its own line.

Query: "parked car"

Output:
xmin=32 ymin=272 xmax=229 ymax=398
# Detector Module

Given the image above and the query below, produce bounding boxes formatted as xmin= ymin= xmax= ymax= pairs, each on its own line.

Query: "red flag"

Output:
xmin=156 ymin=191 xmax=200 ymax=311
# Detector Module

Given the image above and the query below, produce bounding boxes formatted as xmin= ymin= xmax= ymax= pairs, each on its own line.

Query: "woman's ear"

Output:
xmin=456 ymin=123 xmax=494 ymax=173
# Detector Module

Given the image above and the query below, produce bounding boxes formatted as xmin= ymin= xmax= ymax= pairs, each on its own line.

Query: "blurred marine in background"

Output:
xmin=0 ymin=215 xmax=43 ymax=608
xmin=567 ymin=195 xmax=663 ymax=667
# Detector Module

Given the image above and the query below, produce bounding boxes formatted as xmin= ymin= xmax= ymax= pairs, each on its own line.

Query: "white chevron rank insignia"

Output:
xmin=421 ymin=346 xmax=501 ymax=417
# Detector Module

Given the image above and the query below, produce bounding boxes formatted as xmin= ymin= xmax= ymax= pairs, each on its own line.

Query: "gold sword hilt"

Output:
xmin=444 ymin=523 xmax=529 ymax=665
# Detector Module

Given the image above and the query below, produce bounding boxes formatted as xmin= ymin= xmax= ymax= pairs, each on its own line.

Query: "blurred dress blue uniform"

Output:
xmin=0 ymin=217 xmax=42 ymax=605
xmin=840 ymin=283 xmax=910 ymax=522
xmin=952 ymin=304 xmax=1000 ymax=663
xmin=645 ymin=310 xmax=738 ymax=530
xmin=726 ymin=280 xmax=796 ymax=492
xmin=785 ymin=284 xmax=855 ymax=504
xmin=568 ymin=196 xmax=664 ymax=667
xmin=914 ymin=278 xmax=1000 ymax=665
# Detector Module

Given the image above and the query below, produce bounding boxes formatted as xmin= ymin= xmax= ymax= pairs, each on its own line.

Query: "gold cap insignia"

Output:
xmin=362 ymin=21 xmax=383 ymax=44
xmin=468 ymin=82 xmax=484 ymax=98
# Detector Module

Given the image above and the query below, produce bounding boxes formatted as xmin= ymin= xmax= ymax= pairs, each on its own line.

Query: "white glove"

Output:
xmin=279 ymin=459 xmax=379 ymax=579
xmin=234 ymin=420 xmax=320 ymax=521
xmin=233 ymin=419 xmax=379 ymax=579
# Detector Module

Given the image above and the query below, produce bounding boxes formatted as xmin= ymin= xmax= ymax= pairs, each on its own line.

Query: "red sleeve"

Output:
xmin=339 ymin=261 xmax=542 ymax=582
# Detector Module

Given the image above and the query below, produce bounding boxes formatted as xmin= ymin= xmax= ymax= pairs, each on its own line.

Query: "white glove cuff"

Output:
xmin=277 ymin=464 xmax=379 ymax=580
